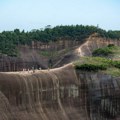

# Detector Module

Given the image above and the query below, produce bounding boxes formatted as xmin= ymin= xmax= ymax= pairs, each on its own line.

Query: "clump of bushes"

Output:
xmin=92 ymin=44 xmax=115 ymax=56
xmin=75 ymin=64 xmax=107 ymax=71
xmin=107 ymin=44 xmax=115 ymax=47
xmin=111 ymin=61 xmax=120 ymax=69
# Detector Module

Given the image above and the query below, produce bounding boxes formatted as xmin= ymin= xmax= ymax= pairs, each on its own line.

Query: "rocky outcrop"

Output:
xmin=76 ymin=71 xmax=120 ymax=120
xmin=0 ymin=40 xmax=82 ymax=72
xmin=0 ymin=34 xmax=120 ymax=119
xmin=0 ymin=64 xmax=120 ymax=120
xmin=53 ymin=34 xmax=120 ymax=67
xmin=0 ymin=34 xmax=120 ymax=71
xmin=77 ymin=33 xmax=120 ymax=57
xmin=0 ymin=54 xmax=47 ymax=72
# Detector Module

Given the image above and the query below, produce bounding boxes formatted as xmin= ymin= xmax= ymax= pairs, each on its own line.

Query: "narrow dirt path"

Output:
xmin=75 ymin=40 xmax=90 ymax=57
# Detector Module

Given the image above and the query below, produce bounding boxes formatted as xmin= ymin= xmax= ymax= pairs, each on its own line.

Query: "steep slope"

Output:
xmin=0 ymin=40 xmax=82 ymax=71
xmin=76 ymin=33 xmax=120 ymax=57
xmin=0 ymin=33 xmax=120 ymax=119
xmin=53 ymin=48 xmax=80 ymax=68
xmin=0 ymin=64 xmax=120 ymax=120
xmin=1 ymin=33 xmax=120 ymax=71
xmin=54 ymin=33 xmax=120 ymax=67
xmin=0 ymin=64 xmax=84 ymax=120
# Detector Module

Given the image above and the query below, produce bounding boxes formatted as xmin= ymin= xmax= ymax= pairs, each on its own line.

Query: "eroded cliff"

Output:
xmin=77 ymin=33 xmax=120 ymax=57
xmin=0 ymin=64 xmax=120 ymax=120
xmin=1 ymin=33 xmax=120 ymax=71
xmin=53 ymin=33 xmax=120 ymax=67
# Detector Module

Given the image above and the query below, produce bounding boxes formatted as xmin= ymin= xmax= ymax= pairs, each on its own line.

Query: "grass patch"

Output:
xmin=39 ymin=51 xmax=58 ymax=57
xmin=39 ymin=48 xmax=70 ymax=58
xmin=92 ymin=44 xmax=118 ymax=57
xmin=104 ymin=68 xmax=120 ymax=77
xmin=74 ymin=57 xmax=110 ymax=71
xmin=74 ymin=45 xmax=120 ymax=76
xmin=74 ymin=57 xmax=120 ymax=76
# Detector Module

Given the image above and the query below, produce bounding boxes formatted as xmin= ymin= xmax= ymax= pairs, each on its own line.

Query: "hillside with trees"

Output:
xmin=0 ymin=25 xmax=120 ymax=57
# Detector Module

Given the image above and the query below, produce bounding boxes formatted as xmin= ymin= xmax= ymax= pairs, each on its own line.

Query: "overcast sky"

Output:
xmin=0 ymin=0 xmax=120 ymax=31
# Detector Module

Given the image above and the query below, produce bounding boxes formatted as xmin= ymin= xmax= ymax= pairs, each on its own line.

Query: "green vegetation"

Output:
xmin=112 ymin=61 xmax=120 ymax=68
xmin=75 ymin=64 xmax=107 ymax=71
xmin=39 ymin=51 xmax=58 ymax=57
xmin=74 ymin=57 xmax=110 ymax=71
xmin=92 ymin=45 xmax=120 ymax=60
xmin=0 ymin=25 xmax=120 ymax=57
xmin=92 ymin=44 xmax=116 ymax=56
xmin=74 ymin=57 xmax=120 ymax=77
xmin=105 ymin=68 xmax=120 ymax=77
xmin=39 ymin=48 xmax=69 ymax=58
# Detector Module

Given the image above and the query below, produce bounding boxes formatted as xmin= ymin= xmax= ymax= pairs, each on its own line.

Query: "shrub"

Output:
xmin=75 ymin=64 xmax=107 ymax=71
xmin=92 ymin=45 xmax=115 ymax=56
xmin=112 ymin=61 xmax=120 ymax=69
xmin=92 ymin=48 xmax=112 ymax=56
xmin=107 ymin=44 xmax=115 ymax=48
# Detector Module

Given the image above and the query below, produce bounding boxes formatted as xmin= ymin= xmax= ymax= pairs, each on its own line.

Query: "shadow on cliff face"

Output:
xmin=76 ymin=71 xmax=120 ymax=120
xmin=0 ymin=64 xmax=120 ymax=120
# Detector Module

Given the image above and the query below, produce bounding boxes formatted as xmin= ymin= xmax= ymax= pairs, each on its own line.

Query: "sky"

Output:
xmin=0 ymin=0 xmax=120 ymax=31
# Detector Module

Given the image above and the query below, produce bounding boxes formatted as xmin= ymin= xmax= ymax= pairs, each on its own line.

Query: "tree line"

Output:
xmin=0 ymin=25 xmax=120 ymax=57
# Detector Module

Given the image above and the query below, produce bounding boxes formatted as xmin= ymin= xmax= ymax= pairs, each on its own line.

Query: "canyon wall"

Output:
xmin=78 ymin=34 xmax=120 ymax=57
xmin=0 ymin=39 xmax=81 ymax=72
xmin=53 ymin=34 xmax=120 ymax=67
xmin=0 ymin=64 xmax=120 ymax=120
xmin=0 ymin=34 xmax=120 ymax=72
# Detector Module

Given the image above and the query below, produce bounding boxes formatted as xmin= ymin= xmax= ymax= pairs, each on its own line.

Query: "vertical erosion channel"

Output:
xmin=0 ymin=64 xmax=120 ymax=120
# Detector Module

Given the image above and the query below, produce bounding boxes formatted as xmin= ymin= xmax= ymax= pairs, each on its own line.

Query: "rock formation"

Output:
xmin=0 ymin=40 xmax=81 ymax=72
xmin=0 ymin=34 xmax=120 ymax=119
xmin=77 ymin=33 xmax=120 ymax=57
xmin=0 ymin=64 xmax=120 ymax=120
